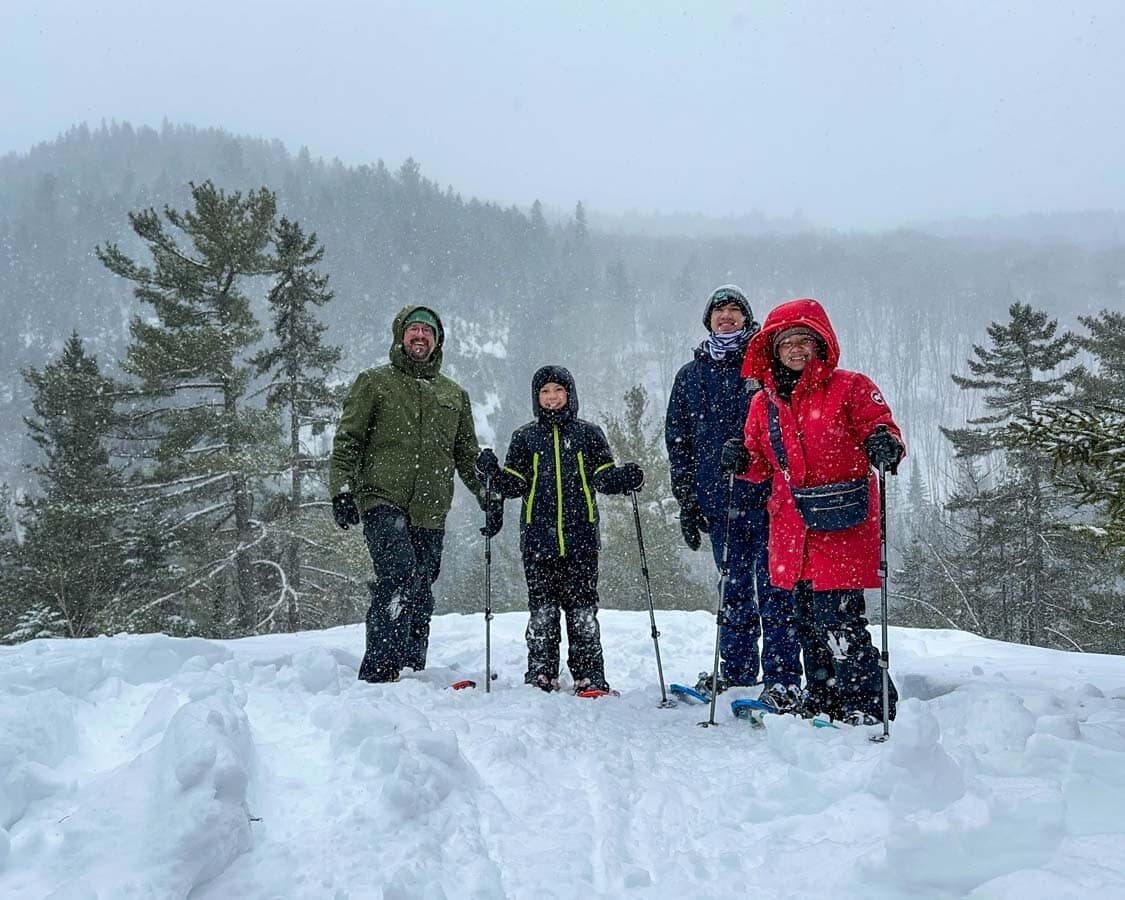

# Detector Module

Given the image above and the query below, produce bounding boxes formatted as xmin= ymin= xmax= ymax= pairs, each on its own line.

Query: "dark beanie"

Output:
xmin=702 ymin=284 xmax=753 ymax=331
xmin=531 ymin=365 xmax=579 ymax=423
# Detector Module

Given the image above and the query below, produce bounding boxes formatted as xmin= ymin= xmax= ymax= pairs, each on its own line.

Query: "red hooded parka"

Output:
xmin=740 ymin=298 xmax=905 ymax=591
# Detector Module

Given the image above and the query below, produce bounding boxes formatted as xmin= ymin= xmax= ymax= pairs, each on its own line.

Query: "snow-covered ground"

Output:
xmin=2 ymin=610 xmax=1124 ymax=899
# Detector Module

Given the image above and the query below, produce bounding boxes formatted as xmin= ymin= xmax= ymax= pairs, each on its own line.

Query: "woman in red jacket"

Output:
xmin=720 ymin=298 xmax=904 ymax=724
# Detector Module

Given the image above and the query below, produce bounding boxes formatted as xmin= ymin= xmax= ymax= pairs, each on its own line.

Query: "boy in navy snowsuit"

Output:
xmin=665 ymin=285 xmax=802 ymax=705
xmin=476 ymin=366 xmax=644 ymax=693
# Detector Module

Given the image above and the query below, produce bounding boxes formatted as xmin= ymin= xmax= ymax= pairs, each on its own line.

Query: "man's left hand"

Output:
xmin=481 ymin=494 xmax=504 ymax=538
xmin=719 ymin=438 xmax=750 ymax=475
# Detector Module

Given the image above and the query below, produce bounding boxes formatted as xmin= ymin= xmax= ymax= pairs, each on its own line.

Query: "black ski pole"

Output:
xmin=872 ymin=425 xmax=891 ymax=742
xmin=630 ymin=490 xmax=675 ymax=709
xmin=484 ymin=470 xmax=494 ymax=694
xmin=702 ymin=473 xmax=737 ymax=728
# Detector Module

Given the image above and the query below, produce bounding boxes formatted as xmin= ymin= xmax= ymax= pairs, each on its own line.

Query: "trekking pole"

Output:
xmin=701 ymin=473 xmax=737 ymax=728
xmin=872 ymin=425 xmax=891 ymax=742
xmin=484 ymin=470 xmax=494 ymax=694
xmin=630 ymin=490 xmax=675 ymax=709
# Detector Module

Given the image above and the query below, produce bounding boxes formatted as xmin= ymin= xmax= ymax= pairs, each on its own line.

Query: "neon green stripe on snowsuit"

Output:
xmin=526 ymin=453 xmax=539 ymax=524
xmin=577 ymin=452 xmax=595 ymax=522
xmin=553 ymin=426 xmax=566 ymax=555
xmin=504 ymin=466 xmax=526 ymax=482
xmin=593 ymin=462 xmax=613 ymax=475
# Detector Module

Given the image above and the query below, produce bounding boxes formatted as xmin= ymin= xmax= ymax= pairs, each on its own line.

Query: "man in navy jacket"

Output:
xmin=665 ymin=285 xmax=802 ymax=703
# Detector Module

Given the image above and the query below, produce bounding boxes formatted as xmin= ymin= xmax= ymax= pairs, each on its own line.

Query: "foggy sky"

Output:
xmin=3 ymin=0 xmax=1124 ymax=230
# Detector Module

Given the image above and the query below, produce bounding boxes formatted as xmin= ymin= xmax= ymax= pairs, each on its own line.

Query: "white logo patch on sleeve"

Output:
xmin=871 ymin=390 xmax=886 ymax=406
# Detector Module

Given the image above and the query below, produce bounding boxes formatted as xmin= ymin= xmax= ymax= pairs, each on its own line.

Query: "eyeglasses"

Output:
xmin=776 ymin=335 xmax=818 ymax=351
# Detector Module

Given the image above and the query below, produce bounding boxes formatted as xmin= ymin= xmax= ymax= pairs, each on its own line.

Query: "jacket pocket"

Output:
xmin=430 ymin=396 xmax=461 ymax=448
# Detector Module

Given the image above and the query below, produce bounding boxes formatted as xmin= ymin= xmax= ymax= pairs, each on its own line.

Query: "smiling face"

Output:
xmin=775 ymin=332 xmax=819 ymax=372
xmin=538 ymin=382 xmax=568 ymax=411
xmin=709 ymin=302 xmax=747 ymax=334
xmin=403 ymin=321 xmax=437 ymax=361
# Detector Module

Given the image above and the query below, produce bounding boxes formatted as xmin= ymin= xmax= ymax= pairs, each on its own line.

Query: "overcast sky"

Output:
xmin=3 ymin=1 xmax=1123 ymax=229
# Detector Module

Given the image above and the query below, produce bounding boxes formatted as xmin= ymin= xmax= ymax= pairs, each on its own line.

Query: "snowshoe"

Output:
xmin=842 ymin=710 xmax=881 ymax=727
xmin=756 ymin=683 xmax=803 ymax=713
xmin=669 ymin=683 xmax=710 ymax=704
xmin=731 ymin=698 xmax=839 ymax=729
xmin=573 ymin=678 xmax=618 ymax=698
xmin=449 ymin=672 xmax=499 ymax=690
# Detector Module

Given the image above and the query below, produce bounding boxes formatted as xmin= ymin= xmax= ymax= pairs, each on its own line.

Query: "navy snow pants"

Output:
xmin=709 ymin=506 xmax=801 ymax=688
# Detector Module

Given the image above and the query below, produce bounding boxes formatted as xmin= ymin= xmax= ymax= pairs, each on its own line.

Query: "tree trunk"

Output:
xmin=286 ymin=382 xmax=302 ymax=631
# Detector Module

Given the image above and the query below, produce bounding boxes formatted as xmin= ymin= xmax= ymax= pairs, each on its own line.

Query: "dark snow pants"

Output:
xmin=358 ymin=505 xmax=444 ymax=682
xmin=709 ymin=506 xmax=802 ymax=688
xmin=793 ymin=582 xmax=897 ymax=721
xmin=523 ymin=552 xmax=608 ymax=689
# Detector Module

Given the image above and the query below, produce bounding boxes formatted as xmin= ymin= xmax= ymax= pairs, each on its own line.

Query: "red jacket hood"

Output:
xmin=741 ymin=297 xmax=841 ymax=381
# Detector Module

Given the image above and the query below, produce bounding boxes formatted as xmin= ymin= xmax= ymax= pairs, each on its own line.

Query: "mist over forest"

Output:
xmin=1 ymin=121 xmax=1122 ymax=653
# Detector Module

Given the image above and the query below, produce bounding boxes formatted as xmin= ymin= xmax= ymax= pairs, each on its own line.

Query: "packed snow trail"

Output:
xmin=2 ymin=611 xmax=1124 ymax=898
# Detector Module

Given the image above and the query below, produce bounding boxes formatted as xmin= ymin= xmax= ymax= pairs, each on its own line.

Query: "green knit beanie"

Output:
xmin=403 ymin=308 xmax=442 ymax=342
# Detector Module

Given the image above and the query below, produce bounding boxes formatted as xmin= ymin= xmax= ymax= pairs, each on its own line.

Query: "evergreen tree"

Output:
xmin=0 ymin=484 xmax=23 ymax=639
xmin=599 ymin=385 xmax=703 ymax=610
xmin=941 ymin=301 xmax=1087 ymax=647
xmin=893 ymin=457 xmax=965 ymax=630
xmin=553 ymin=201 xmax=596 ymax=344
xmin=1072 ymin=308 xmax=1125 ymax=402
xmin=1018 ymin=309 xmax=1125 ymax=549
xmin=603 ymin=258 xmax=638 ymax=343
xmin=13 ymin=334 xmax=129 ymax=638
xmin=939 ymin=457 xmax=1021 ymax=638
xmin=251 ymin=217 xmax=347 ymax=631
xmin=1010 ymin=308 xmax=1125 ymax=650
xmin=97 ymin=181 xmax=280 ymax=636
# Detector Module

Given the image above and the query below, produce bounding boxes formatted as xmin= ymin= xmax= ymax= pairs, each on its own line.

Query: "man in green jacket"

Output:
xmin=329 ymin=306 xmax=500 ymax=682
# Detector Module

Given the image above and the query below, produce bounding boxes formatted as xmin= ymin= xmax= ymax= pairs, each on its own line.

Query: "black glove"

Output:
xmin=618 ymin=462 xmax=645 ymax=492
xmin=719 ymin=438 xmax=750 ymax=475
xmin=475 ymin=448 xmax=500 ymax=482
xmin=679 ymin=504 xmax=710 ymax=551
xmin=480 ymin=494 xmax=503 ymax=538
xmin=864 ymin=429 xmax=903 ymax=474
xmin=332 ymin=492 xmax=360 ymax=529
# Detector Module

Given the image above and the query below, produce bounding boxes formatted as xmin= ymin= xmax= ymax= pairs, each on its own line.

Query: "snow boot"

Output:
xmin=573 ymin=677 xmax=612 ymax=695
xmin=527 ymin=673 xmax=560 ymax=693
xmin=842 ymin=710 xmax=881 ymax=727
xmin=694 ymin=671 xmax=731 ymax=696
xmin=756 ymin=682 xmax=803 ymax=713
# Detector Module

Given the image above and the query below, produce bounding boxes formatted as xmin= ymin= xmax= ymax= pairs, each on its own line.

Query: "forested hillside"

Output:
xmin=1 ymin=122 xmax=1121 ymax=651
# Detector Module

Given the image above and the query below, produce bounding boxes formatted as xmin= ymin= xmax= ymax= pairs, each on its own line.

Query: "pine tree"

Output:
xmin=251 ymin=217 xmax=346 ymax=631
xmin=599 ymin=385 xmax=702 ymax=610
xmin=893 ymin=457 xmax=964 ymax=630
xmin=1010 ymin=308 xmax=1125 ymax=649
xmin=0 ymin=485 xmax=24 ymax=640
xmin=941 ymin=301 xmax=1085 ymax=646
xmin=1019 ymin=309 xmax=1125 ymax=548
xmin=14 ymin=334 xmax=129 ymax=638
xmin=603 ymin=258 xmax=638 ymax=343
xmin=97 ymin=181 xmax=280 ymax=635
xmin=554 ymin=201 xmax=596 ymax=344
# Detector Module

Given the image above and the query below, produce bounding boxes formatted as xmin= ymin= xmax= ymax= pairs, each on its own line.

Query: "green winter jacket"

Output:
xmin=329 ymin=306 xmax=484 ymax=529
